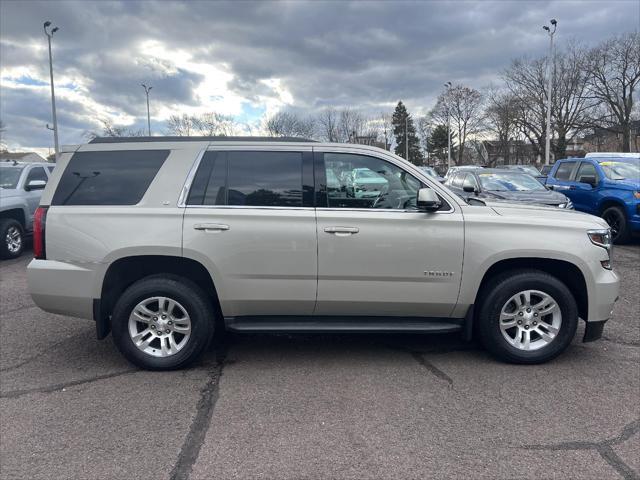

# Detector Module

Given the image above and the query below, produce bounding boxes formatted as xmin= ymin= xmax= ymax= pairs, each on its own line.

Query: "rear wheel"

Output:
xmin=477 ymin=270 xmax=578 ymax=364
xmin=0 ymin=219 xmax=24 ymax=260
xmin=111 ymin=275 xmax=215 ymax=370
xmin=601 ymin=205 xmax=630 ymax=244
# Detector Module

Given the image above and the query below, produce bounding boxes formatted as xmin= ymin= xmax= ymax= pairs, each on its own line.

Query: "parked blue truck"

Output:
xmin=545 ymin=154 xmax=640 ymax=243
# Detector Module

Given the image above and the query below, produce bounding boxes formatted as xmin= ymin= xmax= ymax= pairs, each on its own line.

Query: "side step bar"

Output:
xmin=225 ymin=316 xmax=464 ymax=334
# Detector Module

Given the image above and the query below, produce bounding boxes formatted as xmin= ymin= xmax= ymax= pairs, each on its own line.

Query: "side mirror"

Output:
xmin=417 ymin=188 xmax=442 ymax=212
xmin=462 ymin=185 xmax=476 ymax=193
xmin=25 ymin=179 xmax=47 ymax=191
xmin=578 ymin=175 xmax=597 ymax=188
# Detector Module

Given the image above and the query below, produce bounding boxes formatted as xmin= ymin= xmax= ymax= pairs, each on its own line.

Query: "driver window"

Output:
xmin=323 ymin=153 xmax=422 ymax=210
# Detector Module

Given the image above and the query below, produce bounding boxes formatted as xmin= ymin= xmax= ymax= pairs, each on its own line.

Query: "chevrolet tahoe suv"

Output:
xmin=27 ymin=137 xmax=619 ymax=370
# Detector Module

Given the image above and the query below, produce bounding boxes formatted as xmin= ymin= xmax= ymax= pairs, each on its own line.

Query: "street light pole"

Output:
xmin=543 ymin=19 xmax=557 ymax=166
xmin=445 ymin=82 xmax=452 ymax=169
xmin=44 ymin=21 xmax=60 ymax=162
xmin=141 ymin=84 xmax=152 ymax=136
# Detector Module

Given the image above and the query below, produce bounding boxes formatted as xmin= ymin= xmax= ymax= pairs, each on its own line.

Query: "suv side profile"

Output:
xmin=28 ymin=138 xmax=619 ymax=370
xmin=545 ymin=155 xmax=640 ymax=243
xmin=0 ymin=161 xmax=54 ymax=259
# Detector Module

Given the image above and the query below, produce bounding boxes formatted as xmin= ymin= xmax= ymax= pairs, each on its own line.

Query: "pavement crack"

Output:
xmin=0 ymin=338 xmax=72 ymax=373
xmin=0 ymin=369 xmax=139 ymax=399
xmin=522 ymin=418 xmax=640 ymax=480
xmin=169 ymin=345 xmax=228 ymax=480
xmin=410 ymin=352 xmax=454 ymax=389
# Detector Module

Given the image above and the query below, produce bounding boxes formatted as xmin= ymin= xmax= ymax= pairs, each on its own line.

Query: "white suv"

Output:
xmin=27 ymin=137 xmax=619 ymax=370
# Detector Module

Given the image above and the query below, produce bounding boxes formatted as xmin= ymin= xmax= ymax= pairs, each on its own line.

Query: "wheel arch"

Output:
xmin=97 ymin=255 xmax=222 ymax=339
xmin=0 ymin=208 xmax=26 ymax=227
xmin=598 ymin=197 xmax=626 ymax=216
xmin=474 ymin=257 xmax=589 ymax=323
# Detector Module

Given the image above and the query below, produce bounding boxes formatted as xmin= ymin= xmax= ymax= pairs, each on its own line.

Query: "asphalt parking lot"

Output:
xmin=1 ymin=246 xmax=638 ymax=480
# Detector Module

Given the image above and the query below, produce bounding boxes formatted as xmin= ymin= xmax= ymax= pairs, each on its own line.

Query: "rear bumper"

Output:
xmin=27 ymin=259 xmax=99 ymax=320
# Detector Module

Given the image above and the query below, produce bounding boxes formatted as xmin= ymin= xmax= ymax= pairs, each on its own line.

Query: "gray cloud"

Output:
xmin=1 ymin=0 xmax=638 ymax=150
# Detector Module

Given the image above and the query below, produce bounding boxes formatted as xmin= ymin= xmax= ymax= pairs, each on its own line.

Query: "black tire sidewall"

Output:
xmin=111 ymin=276 xmax=214 ymax=370
xmin=478 ymin=272 xmax=578 ymax=364
xmin=0 ymin=219 xmax=24 ymax=259
xmin=602 ymin=206 xmax=629 ymax=244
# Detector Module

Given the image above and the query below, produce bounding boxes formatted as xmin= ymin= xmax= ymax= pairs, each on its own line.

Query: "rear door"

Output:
xmin=314 ymin=148 xmax=464 ymax=317
xmin=548 ymin=160 xmax=578 ymax=200
xmin=182 ymin=147 xmax=317 ymax=318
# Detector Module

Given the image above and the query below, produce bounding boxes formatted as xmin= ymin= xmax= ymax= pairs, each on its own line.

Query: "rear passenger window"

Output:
xmin=188 ymin=151 xmax=303 ymax=207
xmin=51 ymin=150 xmax=169 ymax=205
xmin=554 ymin=162 xmax=576 ymax=181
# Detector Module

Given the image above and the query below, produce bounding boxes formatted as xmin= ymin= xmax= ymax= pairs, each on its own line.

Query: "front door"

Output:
xmin=314 ymin=150 xmax=464 ymax=317
xmin=182 ymin=148 xmax=317 ymax=318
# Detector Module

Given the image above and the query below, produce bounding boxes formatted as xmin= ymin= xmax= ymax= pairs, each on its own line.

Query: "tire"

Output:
xmin=111 ymin=275 xmax=215 ymax=370
xmin=0 ymin=219 xmax=24 ymax=260
xmin=601 ymin=205 xmax=630 ymax=244
xmin=476 ymin=270 xmax=578 ymax=364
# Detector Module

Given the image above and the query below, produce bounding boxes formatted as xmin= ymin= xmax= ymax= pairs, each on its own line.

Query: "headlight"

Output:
xmin=558 ymin=203 xmax=566 ymax=208
xmin=587 ymin=229 xmax=612 ymax=269
xmin=566 ymin=199 xmax=574 ymax=209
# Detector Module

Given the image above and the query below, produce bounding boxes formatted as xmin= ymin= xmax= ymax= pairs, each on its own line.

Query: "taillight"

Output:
xmin=33 ymin=206 xmax=48 ymax=259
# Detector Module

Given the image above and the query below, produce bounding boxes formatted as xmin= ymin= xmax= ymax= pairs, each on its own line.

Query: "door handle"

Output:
xmin=324 ymin=226 xmax=359 ymax=236
xmin=193 ymin=223 xmax=230 ymax=232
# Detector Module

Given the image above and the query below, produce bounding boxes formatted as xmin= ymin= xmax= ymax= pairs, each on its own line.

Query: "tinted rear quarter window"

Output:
xmin=52 ymin=150 xmax=169 ymax=205
xmin=554 ymin=162 xmax=576 ymax=181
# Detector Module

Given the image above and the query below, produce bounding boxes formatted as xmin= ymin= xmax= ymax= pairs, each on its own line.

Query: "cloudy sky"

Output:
xmin=1 ymin=0 xmax=638 ymax=154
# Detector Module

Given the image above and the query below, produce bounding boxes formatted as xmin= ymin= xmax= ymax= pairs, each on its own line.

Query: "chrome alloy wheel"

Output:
xmin=499 ymin=290 xmax=562 ymax=351
xmin=6 ymin=226 xmax=22 ymax=254
xmin=128 ymin=296 xmax=191 ymax=357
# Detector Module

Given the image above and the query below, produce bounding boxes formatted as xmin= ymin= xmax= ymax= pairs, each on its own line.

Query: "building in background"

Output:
xmin=0 ymin=151 xmax=48 ymax=163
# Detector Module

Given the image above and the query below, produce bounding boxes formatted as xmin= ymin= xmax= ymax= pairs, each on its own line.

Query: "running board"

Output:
xmin=225 ymin=316 xmax=464 ymax=333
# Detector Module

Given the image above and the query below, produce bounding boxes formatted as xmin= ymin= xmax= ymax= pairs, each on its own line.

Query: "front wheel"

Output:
xmin=601 ymin=205 xmax=630 ymax=244
xmin=111 ymin=275 xmax=215 ymax=370
xmin=0 ymin=219 xmax=24 ymax=260
xmin=477 ymin=270 xmax=578 ymax=364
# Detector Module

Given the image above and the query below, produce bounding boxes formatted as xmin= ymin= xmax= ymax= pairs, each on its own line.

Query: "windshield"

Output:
xmin=516 ymin=166 xmax=541 ymax=176
xmin=479 ymin=172 xmax=546 ymax=191
xmin=0 ymin=166 xmax=24 ymax=189
xmin=420 ymin=167 xmax=438 ymax=177
xmin=599 ymin=160 xmax=640 ymax=181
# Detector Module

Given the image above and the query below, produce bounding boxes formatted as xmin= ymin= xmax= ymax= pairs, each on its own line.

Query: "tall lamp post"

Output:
xmin=44 ymin=21 xmax=60 ymax=162
xmin=444 ymin=81 xmax=452 ymax=169
xmin=543 ymin=19 xmax=557 ymax=166
xmin=405 ymin=115 xmax=408 ymax=161
xmin=141 ymin=84 xmax=152 ymax=136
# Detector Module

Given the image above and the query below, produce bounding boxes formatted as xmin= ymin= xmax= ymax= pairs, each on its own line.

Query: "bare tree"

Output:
xmin=585 ymin=32 xmax=640 ymax=152
xmin=264 ymin=110 xmax=316 ymax=138
xmin=430 ymin=84 xmax=484 ymax=164
xmin=84 ymin=119 xmax=145 ymax=139
xmin=503 ymin=44 xmax=593 ymax=160
xmin=316 ymin=108 xmax=340 ymax=142
xmin=166 ymin=114 xmax=195 ymax=136
xmin=338 ymin=108 xmax=366 ymax=142
xmin=379 ymin=112 xmax=393 ymax=150
xmin=484 ymin=87 xmax=519 ymax=165
xmin=192 ymin=112 xmax=236 ymax=136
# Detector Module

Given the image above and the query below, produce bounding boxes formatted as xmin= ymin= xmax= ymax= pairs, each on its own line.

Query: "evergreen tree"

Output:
xmin=427 ymin=124 xmax=456 ymax=163
xmin=392 ymin=101 xmax=423 ymax=165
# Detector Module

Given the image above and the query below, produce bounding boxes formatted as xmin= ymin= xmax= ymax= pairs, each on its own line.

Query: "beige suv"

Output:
xmin=27 ymin=137 xmax=619 ymax=370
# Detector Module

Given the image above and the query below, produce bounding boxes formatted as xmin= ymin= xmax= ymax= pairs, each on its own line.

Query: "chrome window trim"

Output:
xmin=177 ymin=149 xmax=206 ymax=208
xmin=178 ymin=144 xmax=459 ymax=213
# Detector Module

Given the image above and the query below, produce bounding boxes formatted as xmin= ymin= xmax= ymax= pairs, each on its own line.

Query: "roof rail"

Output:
xmin=88 ymin=136 xmax=317 ymax=144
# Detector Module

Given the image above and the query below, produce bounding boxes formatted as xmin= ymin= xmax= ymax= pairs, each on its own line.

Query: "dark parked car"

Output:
xmin=445 ymin=169 xmax=573 ymax=209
